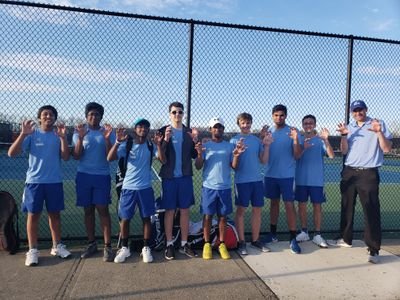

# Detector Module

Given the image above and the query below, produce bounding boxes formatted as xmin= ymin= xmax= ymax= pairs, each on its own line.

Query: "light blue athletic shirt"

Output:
xmin=202 ymin=140 xmax=234 ymax=190
xmin=172 ymin=127 xmax=183 ymax=178
xmin=264 ymin=124 xmax=296 ymax=178
xmin=72 ymin=125 xmax=116 ymax=175
xmin=118 ymin=141 xmax=156 ymax=190
xmin=345 ymin=117 xmax=392 ymax=168
xmin=295 ymin=135 xmax=326 ymax=187
xmin=22 ymin=128 xmax=63 ymax=183
xmin=230 ymin=134 xmax=263 ymax=184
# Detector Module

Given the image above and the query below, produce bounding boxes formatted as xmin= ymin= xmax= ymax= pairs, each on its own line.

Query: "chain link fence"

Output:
xmin=1 ymin=1 xmax=399 ymax=241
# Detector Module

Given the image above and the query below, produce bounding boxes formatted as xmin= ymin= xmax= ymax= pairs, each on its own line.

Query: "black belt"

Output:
xmin=347 ymin=166 xmax=377 ymax=171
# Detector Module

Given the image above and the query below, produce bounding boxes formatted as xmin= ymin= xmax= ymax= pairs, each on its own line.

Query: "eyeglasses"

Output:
xmin=171 ymin=110 xmax=183 ymax=115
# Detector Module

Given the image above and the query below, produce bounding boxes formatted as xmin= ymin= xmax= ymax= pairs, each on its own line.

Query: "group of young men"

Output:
xmin=8 ymin=99 xmax=392 ymax=267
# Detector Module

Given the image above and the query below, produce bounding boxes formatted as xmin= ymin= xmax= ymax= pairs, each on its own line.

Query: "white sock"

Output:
xmin=166 ymin=240 xmax=174 ymax=247
xmin=181 ymin=240 xmax=187 ymax=247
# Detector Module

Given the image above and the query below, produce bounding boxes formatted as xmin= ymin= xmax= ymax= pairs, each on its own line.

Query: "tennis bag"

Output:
xmin=0 ymin=191 xmax=20 ymax=254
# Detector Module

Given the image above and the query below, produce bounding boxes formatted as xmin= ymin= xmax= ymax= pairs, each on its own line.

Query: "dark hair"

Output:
xmin=272 ymin=104 xmax=287 ymax=115
xmin=236 ymin=112 xmax=253 ymax=125
xmin=169 ymin=102 xmax=184 ymax=112
xmin=37 ymin=105 xmax=58 ymax=120
xmin=85 ymin=102 xmax=104 ymax=118
xmin=302 ymin=114 xmax=316 ymax=124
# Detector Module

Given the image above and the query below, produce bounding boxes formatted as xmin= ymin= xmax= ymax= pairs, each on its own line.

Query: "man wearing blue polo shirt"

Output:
xmin=336 ymin=100 xmax=392 ymax=264
xmin=263 ymin=104 xmax=302 ymax=254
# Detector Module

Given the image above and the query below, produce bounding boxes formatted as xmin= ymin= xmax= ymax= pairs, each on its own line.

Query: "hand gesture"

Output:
xmin=369 ymin=119 xmax=382 ymax=133
xmin=195 ymin=141 xmax=204 ymax=156
xmin=75 ymin=123 xmax=88 ymax=139
xmin=116 ymin=127 xmax=128 ymax=143
xmin=56 ymin=122 xmax=67 ymax=138
xmin=319 ymin=128 xmax=330 ymax=141
xmin=336 ymin=123 xmax=349 ymax=135
xmin=164 ymin=126 xmax=172 ymax=142
xmin=260 ymin=125 xmax=269 ymax=139
xmin=21 ymin=120 xmax=35 ymax=136
xmin=102 ymin=123 xmax=113 ymax=140
xmin=188 ymin=128 xmax=199 ymax=143
xmin=262 ymin=131 xmax=274 ymax=146
xmin=289 ymin=127 xmax=298 ymax=141
xmin=233 ymin=138 xmax=246 ymax=157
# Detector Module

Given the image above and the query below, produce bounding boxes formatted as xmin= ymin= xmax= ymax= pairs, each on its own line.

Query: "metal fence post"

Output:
xmin=185 ymin=20 xmax=195 ymax=128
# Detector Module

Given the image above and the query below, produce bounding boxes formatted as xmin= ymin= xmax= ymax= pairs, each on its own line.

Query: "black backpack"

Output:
xmin=115 ymin=136 xmax=154 ymax=199
xmin=0 ymin=191 xmax=20 ymax=254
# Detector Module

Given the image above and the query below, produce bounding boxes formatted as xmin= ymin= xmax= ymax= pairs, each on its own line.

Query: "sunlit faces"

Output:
xmin=210 ymin=123 xmax=224 ymax=139
xmin=238 ymin=119 xmax=252 ymax=134
xmin=352 ymin=108 xmax=367 ymax=122
xmin=39 ymin=109 xmax=56 ymax=128
xmin=302 ymin=118 xmax=316 ymax=133
xmin=134 ymin=124 xmax=150 ymax=138
xmin=86 ymin=109 xmax=102 ymax=127
xmin=169 ymin=107 xmax=184 ymax=123
xmin=272 ymin=111 xmax=286 ymax=127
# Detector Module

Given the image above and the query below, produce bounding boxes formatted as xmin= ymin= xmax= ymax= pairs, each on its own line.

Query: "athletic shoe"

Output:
xmin=237 ymin=241 xmax=248 ymax=255
xmin=25 ymin=248 xmax=39 ymax=267
xmin=368 ymin=250 xmax=379 ymax=264
xmin=141 ymin=246 xmax=153 ymax=263
xmin=312 ymin=234 xmax=328 ymax=248
xmin=332 ymin=238 xmax=352 ymax=248
xmin=296 ymin=231 xmax=310 ymax=242
xmin=81 ymin=242 xmax=98 ymax=259
xmin=289 ymin=239 xmax=301 ymax=254
xmin=264 ymin=233 xmax=278 ymax=244
xmin=114 ymin=246 xmax=131 ymax=263
xmin=250 ymin=240 xmax=271 ymax=253
xmin=202 ymin=242 xmax=212 ymax=260
xmin=165 ymin=244 xmax=175 ymax=260
xmin=103 ymin=246 xmax=114 ymax=262
xmin=179 ymin=243 xmax=197 ymax=258
xmin=218 ymin=243 xmax=231 ymax=260
xmin=50 ymin=243 xmax=71 ymax=258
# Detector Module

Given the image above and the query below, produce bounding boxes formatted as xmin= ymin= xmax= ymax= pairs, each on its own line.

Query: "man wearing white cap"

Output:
xmin=336 ymin=100 xmax=392 ymax=264
xmin=195 ymin=117 xmax=245 ymax=260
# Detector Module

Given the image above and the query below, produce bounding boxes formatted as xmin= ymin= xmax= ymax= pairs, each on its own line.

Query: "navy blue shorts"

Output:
xmin=75 ymin=172 xmax=111 ymax=207
xmin=161 ymin=176 xmax=194 ymax=210
xmin=118 ymin=188 xmax=156 ymax=219
xmin=264 ymin=177 xmax=295 ymax=202
xmin=201 ymin=187 xmax=232 ymax=216
xmin=22 ymin=183 xmax=64 ymax=213
xmin=234 ymin=181 xmax=264 ymax=207
xmin=295 ymin=186 xmax=326 ymax=204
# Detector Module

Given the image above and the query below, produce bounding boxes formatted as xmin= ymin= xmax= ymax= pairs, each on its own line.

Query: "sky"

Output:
xmin=23 ymin=0 xmax=400 ymax=41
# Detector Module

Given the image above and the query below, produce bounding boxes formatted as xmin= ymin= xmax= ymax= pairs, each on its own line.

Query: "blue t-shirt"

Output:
xmin=171 ymin=127 xmax=183 ymax=178
xmin=72 ymin=125 xmax=116 ymax=176
xmin=295 ymin=135 xmax=327 ymax=187
xmin=22 ymin=128 xmax=63 ymax=184
xmin=345 ymin=117 xmax=392 ymax=168
xmin=230 ymin=134 xmax=263 ymax=184
xmin=118 ymin=141 xmax=156 ymax=190
xmin=202 ymin=140 xmax=234 ymax=190
xmin=264 ymin=124 xmax=297 ymax=178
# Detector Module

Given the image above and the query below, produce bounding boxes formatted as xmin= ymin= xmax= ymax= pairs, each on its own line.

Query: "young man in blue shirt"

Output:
xmin=8 ymin=105 xmax=71 ymax=266
xmin=230 ymin=113 xmax=272 ymax=255
xmin=335 ymin=100 xmax=392 ymax=264
xmin=107 ymin=118 xmax=165 ymax=263
xmin=195 ymin=117 xmax=245 ymax=260
xmin=263 ymin=104 xmax=302 ymax=254
xmin=73 ymin=102 xmax=115 ymax=262
xmin=294 ymin=115 xmax=334 ymax=248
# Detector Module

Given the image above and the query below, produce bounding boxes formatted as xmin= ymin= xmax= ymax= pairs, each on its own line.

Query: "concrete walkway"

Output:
xmin=0 ymin=239 xmax=399 ymax=299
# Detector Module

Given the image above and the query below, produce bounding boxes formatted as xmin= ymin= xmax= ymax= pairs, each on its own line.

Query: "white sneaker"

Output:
xmin=296 ymin=231 xmax=310 ymax=242
xmin=368 ymin=253 xmax=379 ymax=264
xmin=25 ymin=248 xmax=39 ymax=266
xmin=312 ymin=234 xmax=328 ymax=248
xmin=141 ymin=246 xmax=153 ymax=263
xmin=50 ymin=243 xmax=71 ymax=258
xmin=114 ymin=246 xmax=131 ymax=263
xmin=331 ymin=238 xmax=352 ymax=248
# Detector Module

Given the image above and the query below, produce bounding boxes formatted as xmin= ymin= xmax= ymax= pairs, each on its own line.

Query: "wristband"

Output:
xmin=341 ymin=134 xmax=348 ymax=136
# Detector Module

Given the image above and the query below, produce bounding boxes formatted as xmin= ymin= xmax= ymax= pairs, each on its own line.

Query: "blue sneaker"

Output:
xmin=290 ymin=239 xmax=301 ymax=254
xmin=264 ymin=233 xmax=278 ymax=244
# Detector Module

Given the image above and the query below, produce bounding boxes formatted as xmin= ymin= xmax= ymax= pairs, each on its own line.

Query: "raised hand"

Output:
xmin=75 ymin=123 xmax=88 ymax=139
xmin=194 ymin=141 xmax=205 ymax=156
xmin=369 ymin=119 xmax=382 ymax=133
xmin=188 ymin=127 xmax=199 ymax=143
xmin=102 ymin=123 xmax=113 ymax=139
xmin=319 ymin=128 xmax=330 ymax=141
xmin=116 ymin=127 xmax=128 ymax=143
xmin=164 ymin=126 xmax=172 ymax=142
xmin=233 ymin=138 xmax=246 ymax=156
xmin=260 ymin=125 xmax=269 ymax=139
xmin=336 ymin=123 xmax=349 ymax=135
xmin=56 ymin=122 xmax=67 ymax=138
xmin=289 ymin=127 xmax=298 ymax=140
xmin=21 ymin=120 xmax=36 ymax=135
xmin=262 ymin=131 xmax=274 ymax=146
